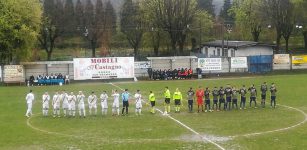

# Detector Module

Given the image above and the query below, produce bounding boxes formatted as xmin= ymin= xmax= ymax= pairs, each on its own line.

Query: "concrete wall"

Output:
xmin=273 ymin=63 xmax=291 ymax=70
xmin=149 ymin=57 xmax=198 ymax=72
xmin=151 ymin=59 xmax=171 ymax=70
xmin=273 ymin=63 xmax=307 ymax=70
xmin=151 ymin=58 xmax=197 ymax=70
xmin=292 ymin=64 xmax=307 ymax=70
xmin=135 ymin=68 xmax=148 ymax=77
xmin=24 ymin=64 xmax=47 ymax=78
xmin=172 ymin=59 xmax=190 ymax=69
xmin=22 ymin=62 xmax=148 ymax=80
xmin=24 ymin=64 xmax=74 ymax=79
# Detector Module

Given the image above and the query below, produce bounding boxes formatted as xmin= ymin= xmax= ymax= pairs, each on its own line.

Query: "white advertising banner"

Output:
xmin=198 ymin=58 xmax=222 ymax=71
xmin=231 ymin=57 xmax=248 ymax=69
xmin=74 ymin=57 xmax=134 ymax=80
xmin=134 ymin=61 xmax=151 ymax=69
xmin=3 ymin=65 xmax=25 ymax=82
xmin=273 ymin=54 xmax=290 ymax=64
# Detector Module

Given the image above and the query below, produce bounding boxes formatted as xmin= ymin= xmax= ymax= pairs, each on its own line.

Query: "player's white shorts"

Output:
xmin=53 ymin=104 xmax=60 ymax=110
xmin=43 ymin=104 xmax=49 ymax=109
xmin=27 ymin=102 xmax=32 ymax=110
xmin=136 ymin=103 xmax=142 ymax=109
xmin=69 ymin=104 xmax=76 ymax=111
xmin=62 ymin=102 xmax=69 ymax=109
xmin=78 ymin=103 xmax=85 ymax=110
xmin=101 ymin=101 xmax=108 ymax=109
xmin=89 ymin=103 xmax=97 ymax=109
xmin=112 ymin=102 xmax=119 ymax=108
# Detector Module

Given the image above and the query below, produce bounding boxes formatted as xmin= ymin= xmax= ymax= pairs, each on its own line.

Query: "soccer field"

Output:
xmin=0 ymin=74 xmax=307 ymax=150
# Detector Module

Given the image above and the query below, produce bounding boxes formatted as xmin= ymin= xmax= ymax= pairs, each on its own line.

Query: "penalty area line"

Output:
xmin=109 ymin=83 xmax=226 ymax=150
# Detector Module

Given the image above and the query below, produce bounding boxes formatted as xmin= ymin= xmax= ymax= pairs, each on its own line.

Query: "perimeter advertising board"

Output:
xmin=3 ymin=65 xmax=25 ymax=83
xmin=198 ymin=58 xmax=222 ymax=71
xmin=231 ymin=57 xmax=248 ymax=69
xmin=74 ymin=57 xmax=134 ymax=80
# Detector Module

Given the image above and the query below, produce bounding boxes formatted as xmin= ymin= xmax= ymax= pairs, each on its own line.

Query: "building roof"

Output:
xmin=202 ymin=40 xmax=275 ymax=49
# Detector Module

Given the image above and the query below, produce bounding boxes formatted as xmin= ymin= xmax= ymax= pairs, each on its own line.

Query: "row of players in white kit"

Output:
xmin=41 ymin=90 xmax=142 ymax=117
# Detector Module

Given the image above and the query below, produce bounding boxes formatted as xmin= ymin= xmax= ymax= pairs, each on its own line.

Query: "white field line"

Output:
xmin=26 ymin=82 xmax=306 ymax=149
xmin=26 ymin=115 xmax=179 ymax=143
xmin=26 ymin=115 xmax=82 ymax=138
xmin=229 ymin=104 xmax=307 ymax=138
xmin=110 ymin=83 xmax=226 ymax=150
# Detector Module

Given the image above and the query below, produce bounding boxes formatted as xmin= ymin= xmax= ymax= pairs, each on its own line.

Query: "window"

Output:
xmin=217 ymin=48 xmax=221 ymax=56
xmin=224 ymin=49 xmax=228 ymax=57
xmin=213 ymin=50 xmax=216 ymax=56
xmin=205 ymin=47 xmax=208 ymax=57
xmin=231 ymin=50 xmax=235 ymax=57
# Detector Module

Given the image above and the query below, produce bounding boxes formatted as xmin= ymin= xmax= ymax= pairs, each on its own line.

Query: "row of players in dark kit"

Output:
xmin=190 ymin=82 xmax=277 ymax=113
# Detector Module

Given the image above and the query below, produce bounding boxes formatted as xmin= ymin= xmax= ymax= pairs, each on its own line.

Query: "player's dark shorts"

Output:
xmin=271 ymin=96 xmax=276 ymax=101
xmin=150 ymin=101 xmax=156 ymax=107
xmin=232 ymin=99 xmax=238 ymax=103
xmin=226 ymin=97 xmax=232 ymax=102
xmin=250 ymin=97 xmax=256 ymax=101
xmin=219 ymin=98 xmax=225 ymax=103
xmin=175 ymin=99 xmax=181 ymax=105
xmin=123 ymin=101 xmax=129 ymax=107
xmin=205 ymin=100 xmax=210 ymax=104
xmin=241 ymin=96 xmax=246 ymax=102
xmin=165 ymin=98 xmax=170 ymax=104
xmin=188 ymin=100 xmax=193 ymax=105
xmin=213 ymin=100 xmax=218 ymax=104
xmin=261 ymin=95 xmax=266 ymax=100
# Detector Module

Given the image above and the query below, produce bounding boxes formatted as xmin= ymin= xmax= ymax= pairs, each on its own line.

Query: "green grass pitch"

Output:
xmin=0 ymin=74 xmax=307 ymax=150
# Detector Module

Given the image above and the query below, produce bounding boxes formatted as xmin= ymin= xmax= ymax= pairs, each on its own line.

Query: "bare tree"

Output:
xmin=281 ymin=0 xmax=295 ymax=53
xmin=63 ymin=0 xmax=75 ymax=37
xmin=83 ymin=0 xmax=106 ymax=57
xmin=120 ymin=0 xmax=144 ymax=60
xmin=102 ymin=0 xmax=117 ymax=54
xmin=263 ymin=0 xmax=294 ymax=53
xmin=144 ymin=0 xmax=198 ymax=55
xmin=231 ymin=0 xmax=263 ymax=42
xmin=38 ymin=0 xmax=64 ymax=61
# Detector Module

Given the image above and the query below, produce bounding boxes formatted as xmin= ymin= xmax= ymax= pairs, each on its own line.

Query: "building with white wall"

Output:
xmin=194 ymin=40 xmax=275 ymax=58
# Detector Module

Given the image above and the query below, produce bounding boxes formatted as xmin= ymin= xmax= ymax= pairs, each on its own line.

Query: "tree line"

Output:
xmin=230 ymin=0 xmax=307 ymax=53
xmin=0 ymin=0 xmax=307 ymax=64
xmin=39 ymin=0 xmax=215 ymax=61
xmin=40 ymin=0 xmax=117 ymax=60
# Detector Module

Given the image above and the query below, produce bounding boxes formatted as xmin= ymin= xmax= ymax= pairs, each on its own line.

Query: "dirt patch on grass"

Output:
xmin=178 ymin=134 xmax=232 ymax=143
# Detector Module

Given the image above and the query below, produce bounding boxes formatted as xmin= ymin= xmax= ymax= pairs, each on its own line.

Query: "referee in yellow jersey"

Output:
xmin=173 ymin=88 xmax=183 ymax=113
xmin=149 ymin=91 xmax=156 ymax=114
xmin=164 ymin=87 xmax=171 ymax=114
